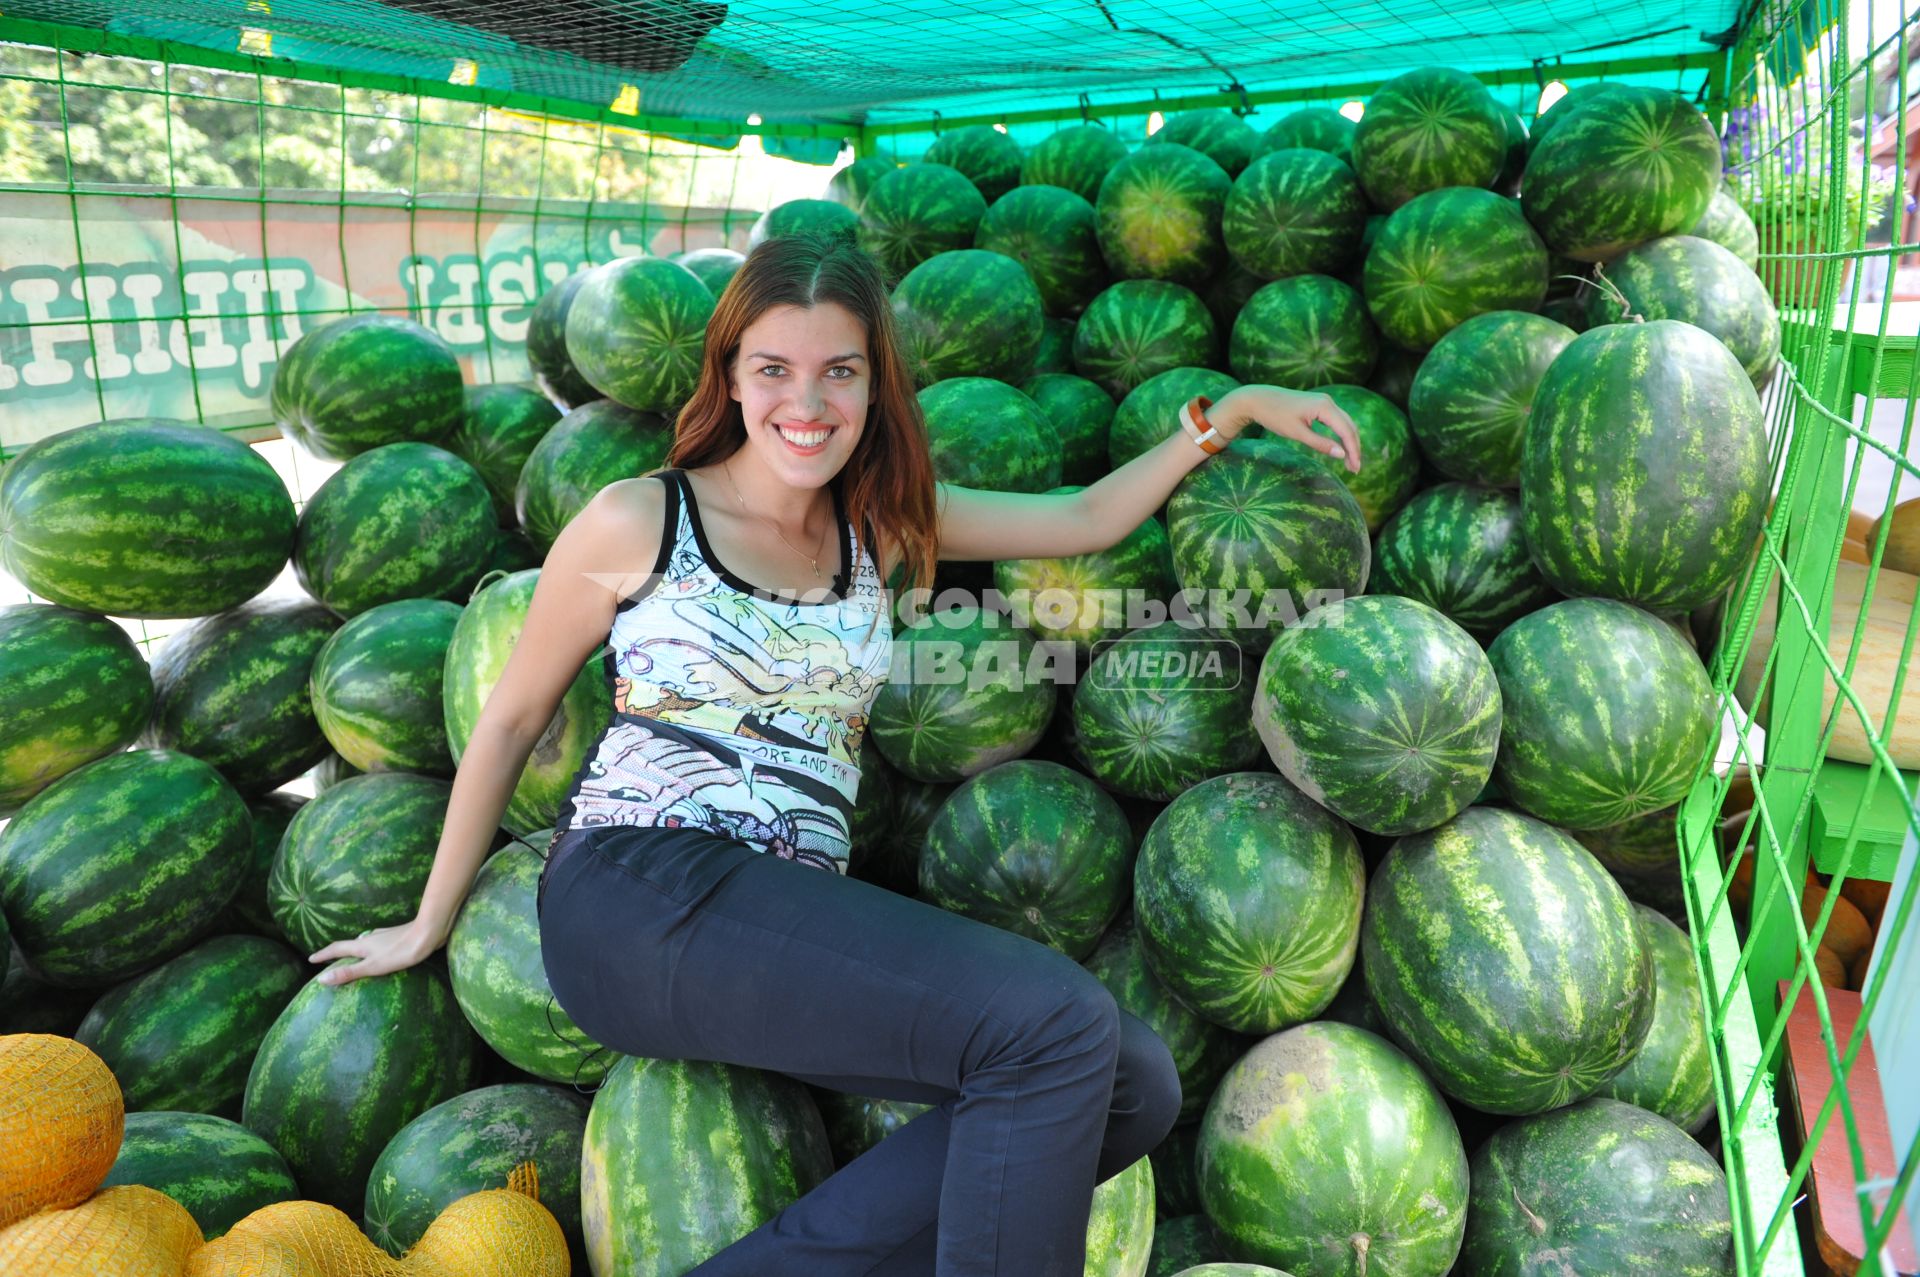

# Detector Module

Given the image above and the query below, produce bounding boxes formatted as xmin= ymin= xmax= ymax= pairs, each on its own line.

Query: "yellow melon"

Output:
xmin=0 ymin=1184 xmax=200 ymax=1275
xmin=0 ymin=1034 xmax=126 ymax=1228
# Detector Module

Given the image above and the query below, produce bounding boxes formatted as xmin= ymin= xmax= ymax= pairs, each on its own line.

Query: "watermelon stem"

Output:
xmin=1351 ymin=1232 xmax=1371 ymax=1275
xmin=1585 ymin=265 xmax=1644 ymax=324
xmin=1512 ymin=1185 xmax=1549 ymax=1236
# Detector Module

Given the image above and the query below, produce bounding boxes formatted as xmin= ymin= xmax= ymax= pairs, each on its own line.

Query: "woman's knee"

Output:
xmin=1116 ymin=1017 xmax=1184 ymax=1147
xmin=983 ymin=950 xmax=1122 ymax=1069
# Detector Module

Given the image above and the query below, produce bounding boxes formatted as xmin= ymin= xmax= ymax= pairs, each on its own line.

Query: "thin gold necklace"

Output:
xmin=722 ymin=458 xmax=831 ymax=580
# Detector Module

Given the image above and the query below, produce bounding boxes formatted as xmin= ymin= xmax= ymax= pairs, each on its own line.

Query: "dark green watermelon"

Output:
xmin=1151 ymin=1121 xmax=1205 ymax=1219
xmin=994 ymin=490 xmax=1176 ymax=653
xmin=812 ymin=1088 xmax=933 ymax=1166
xmin=1020 ymin=373 xmax=1115 ymax=485
xmin=1033 ymin=316 xmax=1076 ymax=375
xmin=526 ymin=271 xmax=600 ymax=410
xmin=514 ymin=399 xmax=673 ymax=551
xmin=672 ymin=246 xmax=747 ymax=297
xmin=0 ymin=944 xmax=94 ymax=1035
xmin=973 ymin=185 xmax=1108 ymax=319
xmin=1073 ymin=621 xmax=1260 ymax=801
xmin=1351 ymin=67 xmax=1506 ymax=210
xmin=564 ymin=255 xmax=715 ymax=413
xmin=749 ymin=197 xmax=859 ymax=246
xmin=892 ymin=248 xmax=1046 ymax=384
xmin=1230 ymin=275 xmax=1378 ymax=387
xmin=221 ymin=791 xmax=305 ymax=942
xmin=309 ymin=598 xmax=461 ymax=776
xmin=1586 ymin=234 xmax=1780 ymax=385
xmin=1526 ymin=81 xmax=1632 ymax=156
xmin=917 ymin=377 xmax=1062 ymax=493
xmin=1364 ymin=187 xmax=1549 ymax=350
xmin=1108 ymin=366 xmax=1241 ymax=470
xmin=445 ymin=383 xmax=563 ymax=523
xmin=1074 ymin=279 xmax=1220 ymax=401
xmin=1573 ymin=804 xmax=1689 ymax=920
xmin=0 ymin=603 xmax=152 ymax=815
xmin=1408 ymin=309 xmax=1575 ymax=485
xmin=1493 ymin=103 xmax=1529 ymax=195
xmin=1368 ymin=341 xmax=1425 ymax=411
xmin=1223 ymin=148 xmax=1368 ymax=280
xmin=1596 ymin=906 xmax=1713 ymax=1132
xmin=1021 ymin=124 xmax=1131 ymax=203
xmin=857 ymin=163 xmax=990 ymax=282
xmin=1200 ymin=261 xmax=1265 ymax=334
xmin=0 ymin=418 xmax=295 ymax=619
xmin=925 ymin=124 xmax=1025 ymax=201
xmin=1372 ymin=484 xmax=1558 ymax=641
xmin=847 ymin=739 xmax=953 ymax=897
xmin=1095 ymin=143 xmax=1232 ymax=286
xmin=824 ymin=157 xmax=895 ymax=212
xmin=268 ymin=771 xmax=452 ymax=955
xmin=1151 ymin=109 xmax=1259 ymax=177
xmin=270 ymin=314 xmax=464 ymax=460
xmin=1257 ymin=106 xmax=1356 ymax=166
xmin=1145 ymin=1214 xmax=1231 ymax=1275
xmin=1690 ymin=186 xmax=1760 ymax=267
xmin=102 ymin=1111 xmax=299 ymax=1240
xmin=1315 ymin=383 xmax=1418 ymax=531
xmin=869 ymin=606 xmax=1057 ymax=782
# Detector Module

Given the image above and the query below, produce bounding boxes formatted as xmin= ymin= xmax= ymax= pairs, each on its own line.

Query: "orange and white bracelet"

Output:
xmin=1178 ymin=394 xmax=1228 ymax=455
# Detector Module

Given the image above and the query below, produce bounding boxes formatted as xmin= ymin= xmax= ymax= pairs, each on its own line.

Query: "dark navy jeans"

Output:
xmin=536 ymin=824 xmax=1182 ymax=1277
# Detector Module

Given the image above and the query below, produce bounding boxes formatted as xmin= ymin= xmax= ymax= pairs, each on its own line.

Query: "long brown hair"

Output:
xmin=668 ymin=232 xmax=938 ymax=600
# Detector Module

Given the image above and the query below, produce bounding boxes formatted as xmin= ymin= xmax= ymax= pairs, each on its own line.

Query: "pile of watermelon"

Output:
xmin=0 ymin=62 xmax=1771 ymax=1277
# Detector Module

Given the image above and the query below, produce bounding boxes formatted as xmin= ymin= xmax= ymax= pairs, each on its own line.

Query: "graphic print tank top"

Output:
xmin=552 ymin=468 xmax=892 ymax=874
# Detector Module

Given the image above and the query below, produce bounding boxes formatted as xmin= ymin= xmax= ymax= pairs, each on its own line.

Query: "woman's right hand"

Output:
xmin=307 ymin=917 xmax=443 ymax=988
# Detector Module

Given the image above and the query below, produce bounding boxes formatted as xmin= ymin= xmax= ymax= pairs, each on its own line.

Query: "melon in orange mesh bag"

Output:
xmin=0 ymin=1183 xmax=200 ymax=1275
xmin=0 ymin=1033 xmax=126 ymax=1229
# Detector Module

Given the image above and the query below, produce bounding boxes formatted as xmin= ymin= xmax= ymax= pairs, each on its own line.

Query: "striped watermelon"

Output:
xmin=1361 ymin=806 xmax=1655 ymax=1114
xmin=293 ymin=442 xmax=497 ymax=618
xmin=1367 ymin=342 xmax=1424 ymax=410
xmin=73 ymin=933 xmax=307 ymax=1117
xmin=1152 ymin=1122 xmax=1204 ymax=1219
xmin=925 ymin=125 xmax=1025 ymax=202
xmin=1520 ymin=320 xmax=1768 ymax=611
xmin=363 ymin=1082 xmax=589 ymax=1265
xmin=1493 ymin=105 xmax=1529 ymax=195
xmin=1460 ymin=1098 xmax=1732 ymax=1274
xmin=1257 ymin=106 xmax=1356 ymax=166
xmin=1022 ymin=124 xmax=1131 ymax=203
xmin=857 ymin=163 xmax=990 ymax=282
xmin=1222 ymin=149 xmax=1368 ymax=280
xmin=1520 ymin=87 xmax=1721 ymax=262
xmin=673 ymin=246 xmax=747 ymax=297
xmin=269 ymin=314 xmax=465 ymax=461
xmin=445 ymin=384 xmax=563 ymax=523
xmin=446 ymin=842 xmax=614 ymax=1087
xmin=868 ymin=606 xmax=1057 ymax=782
xmin=1035 ymin=317 xmax=1077 ymax=375
xmin=1351 ymin=67 xmax=1506 ymax=210
xmin=1201 ymin=261 xmax=1265 ymax=334
xmin=1526 ymin=82 xmax=1631 ymax=156
xmin=824 ymin=157 xmax=896 ymax=212
xmin=143 ymin=598 xmax=340 ymax=795
xmin=564 ymin=256 xmax=715 ymax=414
xmin=309 ymin=598 xmax=461 ymax=776
xmin=1690 ymin=186 xmax=1760 ymax=268
xmin=1230 ymin=276 xmax=1378 ymax=388
xmin=892 ymin=249 xmax=1046 ymax=384
xmin=1095 ymin=144 xmax=1232 ymax=286
xmin=1487 ymin=598 xmax=1717 ymax=830
xmin=1021 ymin=373 xmax=1116 ymax=485
xmin=0 ymin=749 xmax=249 ymax=987
xmin=0 ymin=603 xmax=152 ymax=815
xmin=1314 ymin=384 xmax=1418 ymax=531
xmin=486 ymin=524 xmax=542 ymax=575
xmin=917 ymin=377 xmax=1062 ymax=493
xmin=993 ymin=489 xmax=1177 ymax=653
xmin=919 ymin=759 xmax=1134 ymax=959
xmin=1134 ymin=772 xmax=1365 ymax=1033
xmin=515 ymin=400 xmax=673 ymax=551
xmin=242 ymin=959 xmax=478 ymax=1212
xmin=1108 ymin=367 xmax=1242 ymax=470
xmin=1197 ymin=1022 xmax=1469 ymax=1277
xmin=1073 ymin=622 xmax=1260 ymax=802
xmin=1596 ymin=906 xmax=1713 ymax=1132
xmin=268 ymin=772 xmax=452 ymax=954
xmin=1145 ymin=1216 xmax=1231 ymax=1274
xmin=526 ymin=272 xmax=601 ymax=410
xmin=0 ymin=951 xmax=93 ymax=1036
xmin=1151 ymin=109 xmax=1259 ymax=176
xmin=1252 ymin=595 xmax=1501 ymax=837
xmin=813 ymin=1089 xmax=933 ymax=1165
xmin=1407 ymin=310 xmax=1575 ymax=485
xmin=444 ymin=569 xmax=613 ymax=837
xmin=1086 ymin=1156 xmax=1157 ymax=1276
xmin=221 ymin=791 xmax=305 ymax=942
xmin=749 ymin=198 xmax=859 ymax=246
xmin=102 ymin=1111 xmax=298 ymax=1240
xmin=1075 ymin=280 xmax=1220 ymax=402
xmin=1372 ymin=484 xmax=1558 ymax=641
xmin=0 ymin=419 xmax=295 ymax=619
xmin=1585 ymin=234 xmax=1780 ymax=385
xmin=847 ymin=742 xmax=953 ymax=897
xmin=1363 ymin=188 xmax=1549 ymax=350
xmin=581 ymin=1055 xmax=834 ymax=1274
xmin=1573 ymin=805 xmax=1688 ymax=920
xmin=974 ymin=186 xmax=1109 ymax=319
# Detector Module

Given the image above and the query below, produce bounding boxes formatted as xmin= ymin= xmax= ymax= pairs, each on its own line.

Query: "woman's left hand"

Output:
xmin=1212 ymin=385 xmax=1364 ymax=474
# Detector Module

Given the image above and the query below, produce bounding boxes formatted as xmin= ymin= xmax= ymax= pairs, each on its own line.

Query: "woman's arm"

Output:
xmin=934 ymin=385 xmax=1363 ymax=562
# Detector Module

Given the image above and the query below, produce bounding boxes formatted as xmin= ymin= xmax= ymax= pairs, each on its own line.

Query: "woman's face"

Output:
xmin=729 ymin=301 xmax=870 ymax=488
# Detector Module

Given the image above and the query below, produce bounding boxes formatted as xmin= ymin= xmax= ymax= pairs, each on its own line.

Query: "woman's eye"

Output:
xmin=758 ymin=366 xmax=784 ymax=377
xmin=828 ymin=366 xmax=854 ymax=379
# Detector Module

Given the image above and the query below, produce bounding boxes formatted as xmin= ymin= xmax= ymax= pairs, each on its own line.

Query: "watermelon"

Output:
xmin=1108 ymin=367 xmax=1242 ymax=471
xmin=892 ymin=249 xmax=1046 ymax=384
xmin=1146 ymin=1215 xmax=1230 ymax=1275
xmin=564 ymin=255 xmax=715 ymax=413
xmin=581 ymin=1055 xmax=834 ymax=1275
xmin=1526 ymin=81 xmax=1631 ymax=156
xmin=1166 ymin=437 xmax=1371 ymax=654
xmin=750 ymin=197 xmax=859 ymax=246
xmin=0 ymin=749 xmax=249 ymax=987
xmin=221 ymin=791 xmax=305 ymax=942
xmin=1585 ymin=234 xmax=1780 ymax=385
xmin=1085 ymin=912 xmax=1252 ymax=1124
xmin=1372 ymin=484 xmax=1558 ymax=641
xmin=1230 ymin=275 xmax=1377 ymax=388
xmin=824 ymin=157 xmax=895 ymax=212
xmin=1200 ymin=261 xmax=1264 ymax=334
xmin=1151 ymin=109 xmax=1258 ymax=176
xmin=673 ymin=246 xmax=748 ymax=297
xmin=1573 ymin=805 xmax=1688 ymax=920
xmin=917 ymin=377 xmax=1062 ymax=492
xmin=1257 ymin=107 xmax=1356 ymax=166
xmin=1151 ymin=1122 xmax=1205 ymax=1219
xmin=0 ymin=418 xmax=295 ymax=619
xmin=364 ymin=1082 xmax=589 ymax=1264
xmin=1487 ymin=598 xmax=1717 ymax=830
xmin=74 ymin=933 xmax=307 ymax=1117
xmin=293 ymin=442 xmax=498 ymax=618
xmin=102 ymin=1111 xmax=298 ymax=1240
xmin=1351 ymin=67 xmax=1506 ymax=210
xmin=268 ymin=772 xmax=453 ymax=954
xmin=1095 ymin=144 xmax=1233 ymax=286
xmin=142 ymin=598 xmax=339 ymax=795
xmin=1074 ymin=280 xmax=1220 ymax=401
xmin=447 ymin=842 xmax=614 ymax=1087
xmin=858 ymin=163 xmax=990 ymax=281
xmin=1367 ymin=342 xmax=1423 ymax=410
xmin=1073 ymin=621 xmax=1260 ymax=801
xmin=1022 ymin=124 xmax=1131 ymax=203
xmin=995 ymin=491 xmax=1177 ymax=653
xmin=1690 ymin=186 xmax=1760 ymax=268
xmin=1197 ymin=1022 xmax=1469 ymax=1277
xmin=1493 ymin=104 xmax=1529 ymax=195
xmin=1361 ymin=805 xmax=1655 ymax=1114
xmin=1597 ymin=906 xmax=1713 ymax=1132
xmin=515 ymin=399 xmax=673 ymax=551
xmin=869 ymin=605 xmax=1057 ymax=782
xmin=1252 ymin=595 xmax=1501 ymax=837
xmin=1222 ymin=149 xmax=1368 ymax=280
xmin=0 ymin=603 xmax=152 ymax=815
xmin=309 ymin=598 xmax=461 ymax=776
xmin=919 ymin=758 xmax=1134 ymax=959
xmin=1407 ymin=309 xmax=1575 ymax=485
xmin=1134 ymin=772 xmax=1365 ymax=1033
xmin=0 ymin=947 xmax=94 ymax=1036
xmin=1086 ymin=1156 xmax=1157 ymax=1276
xmin=1537 ymin=293 xmax=1588 ymax=331
xmin=813 ymin=1089 xmax=933 ymax=1166
xmin=445 ymin=384 xmax=563 ymax=523
xmin=242 ymin=959 xmax=478 ymax=1213
xmin=444 ymin=568 xmax=613 ymax=836
xmin=1521 ymin=86 xmax=1722 ymax=261
xmin=1459 ymin=1098 xmax=1732 ymax=1274
xmin=847 ymin=741 xmax=953 ymax=897
xmin=974 ymin=185 xmax=1109 ymax=319
xmin=1021 ymin=373 xmax=1116 ymax=485
xmin=1519 ymin=320 xmax=1768 ymax=611
xmin=1363 ymin=187 xmax=1549 ymax=350
xmin=526 ymin=271 xmax=601 ymax=410
xmin=924 ymin=125 xmax=1024 ymax=202
xmin=1034 ymin=317 xmax=1077 ymax=375
xmin=1313 ymin=384 xmax=1417 ymax=530
xmin=1321 ymin=953 xmax=1388 ymax=1037
xmin=269 ymin=313 xmax=464 ymax=460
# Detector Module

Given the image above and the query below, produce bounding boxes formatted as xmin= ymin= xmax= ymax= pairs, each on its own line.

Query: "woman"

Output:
xmin=309 ymin=232 xmax=1361 ymax=1276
